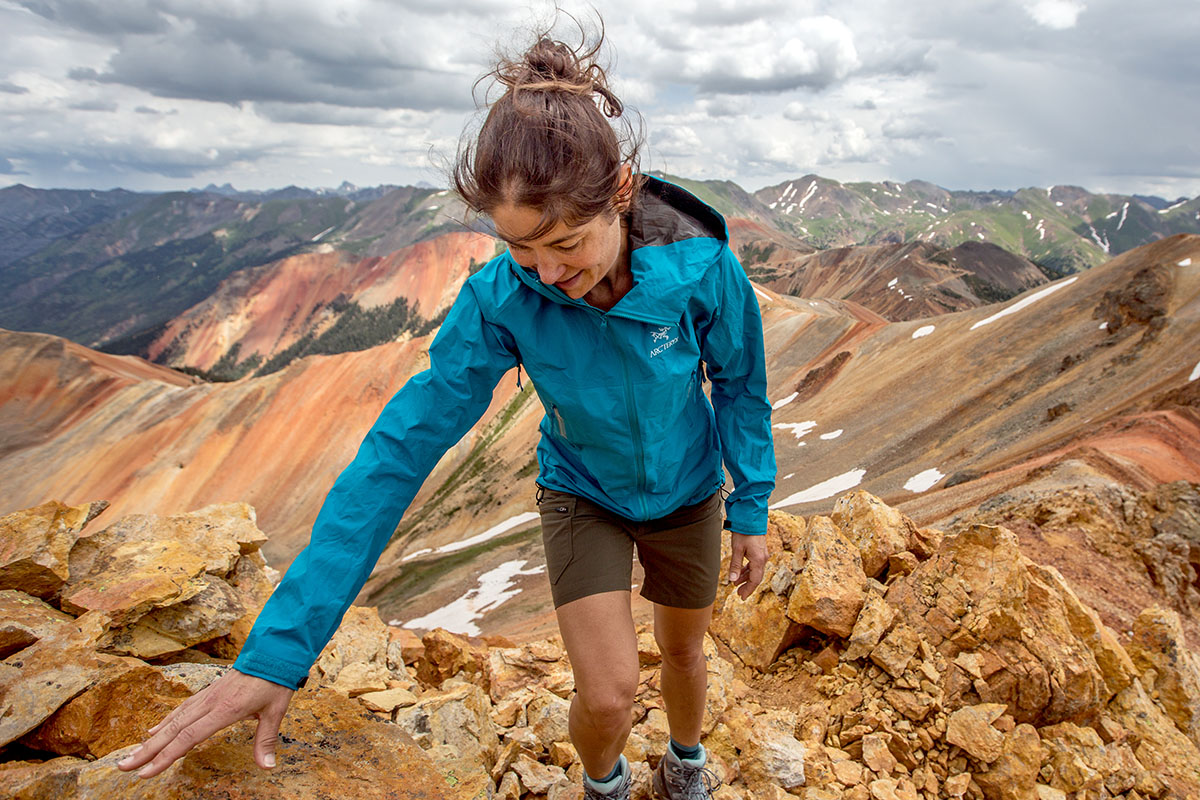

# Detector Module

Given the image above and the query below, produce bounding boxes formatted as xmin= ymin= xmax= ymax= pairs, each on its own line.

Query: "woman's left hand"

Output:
xmin=727 ymin=532 xmax=767 ymax=599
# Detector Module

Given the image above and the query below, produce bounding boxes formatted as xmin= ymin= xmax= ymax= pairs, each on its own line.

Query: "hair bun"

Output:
xmin=525 ymin=38 xmax=579 ymax=84
xmin=497 ymin=36 xmax=622 ymax=118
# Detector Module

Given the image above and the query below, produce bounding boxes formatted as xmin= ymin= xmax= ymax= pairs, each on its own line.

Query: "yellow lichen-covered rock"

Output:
xmin=0 ymin=589 xmax=75 ymax=658
xmin=884 ymin=524 xmax=1129 ymax=724
xmin=786 ymin=516 xmax=866 ymax=638
xmin=0 ymin=500 xmax=107 ymax=598
xmin=945 ymin=703 xmax=1007 ymax=763
xmin=974 ymin=723 xmax=1045 ymax=800
xmin=313 ymin=605 xmax=392 ymax=694
xmin=0 ymin=611 xmax=131 ymax=748
xmin=1126 ymin=605 xmax=1200 ymax=748
xmin=831 ymin=491 xmax=912 ymax=579
xmin=19 ymin=665 xmax=192 ymax=758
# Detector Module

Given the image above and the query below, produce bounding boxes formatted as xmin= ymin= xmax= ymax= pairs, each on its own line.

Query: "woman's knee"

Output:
xmin=575 ymin=682 xmax=637 ymax=728
xmin=656 ymin=636 xmax=708 ymax=674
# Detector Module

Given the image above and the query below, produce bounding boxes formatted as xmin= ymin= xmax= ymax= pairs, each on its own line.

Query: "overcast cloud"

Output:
xmin=1 ymin=0 xmax=1197 ymax=198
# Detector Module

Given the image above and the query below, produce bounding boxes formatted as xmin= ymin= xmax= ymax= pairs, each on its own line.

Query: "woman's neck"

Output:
xmin=584 ymin=218 xmax=632 ymax=312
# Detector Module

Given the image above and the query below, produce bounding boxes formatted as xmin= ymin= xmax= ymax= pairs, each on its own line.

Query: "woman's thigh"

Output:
xmin=555 ymin=590 xmax=640 ymax=703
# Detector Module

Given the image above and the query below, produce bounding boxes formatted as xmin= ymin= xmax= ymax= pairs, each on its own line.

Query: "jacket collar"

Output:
xmin=507 ymin=176 xmax=727 ymax=325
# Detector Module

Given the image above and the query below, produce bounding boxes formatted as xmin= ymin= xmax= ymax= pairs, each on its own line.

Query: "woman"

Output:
xmin=119 ymin=29 xmax=774 ymax=800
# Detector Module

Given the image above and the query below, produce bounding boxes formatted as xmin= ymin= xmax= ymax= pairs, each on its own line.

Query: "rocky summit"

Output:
xmin=2 ymin=492 xmax=1199 ymax=800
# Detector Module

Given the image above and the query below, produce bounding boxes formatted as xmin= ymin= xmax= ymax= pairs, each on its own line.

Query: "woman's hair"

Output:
xmin=453 ymin=20 xmax=643 ymax=240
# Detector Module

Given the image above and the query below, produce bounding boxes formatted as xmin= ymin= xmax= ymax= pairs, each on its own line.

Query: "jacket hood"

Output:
xmin=508 ymin=176 xmax=729 ymax=326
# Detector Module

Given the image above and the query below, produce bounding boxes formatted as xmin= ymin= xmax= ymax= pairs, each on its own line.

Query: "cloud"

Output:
xmin=638 ymin=14 xmax=861 ymax=94
xmin=41 ymin=1 xmax=521 ymax=113
xmin=1022 ymin=0 xmax=1086 ymax=30
xmin=701 ymin=95 xmax=752 ymax=118
xmin=67 ymin=98 xmax=117 ymax=111
xmin=0 ymin=81 xmax=30 ymax=94
xmin=0 ymin=156 xmax=27 ymax=174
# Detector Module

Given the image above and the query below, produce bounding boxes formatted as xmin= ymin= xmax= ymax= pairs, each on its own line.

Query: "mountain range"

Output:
xmin=2 ymin=174 xmax=1199 ymax=640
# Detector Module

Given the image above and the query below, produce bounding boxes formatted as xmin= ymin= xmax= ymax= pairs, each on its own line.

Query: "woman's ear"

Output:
xmin=613 ymin=164 xmax=634 ymax=212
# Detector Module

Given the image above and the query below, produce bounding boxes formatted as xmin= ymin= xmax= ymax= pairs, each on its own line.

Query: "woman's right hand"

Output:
xmin=117 ymin=668 xmax=296 ymax=778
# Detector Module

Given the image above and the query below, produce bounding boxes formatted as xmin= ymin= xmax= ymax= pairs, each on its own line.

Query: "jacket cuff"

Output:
xmin=232 ymin=651 xmax=312 ymax=690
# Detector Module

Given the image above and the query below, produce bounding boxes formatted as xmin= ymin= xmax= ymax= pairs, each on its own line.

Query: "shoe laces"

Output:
xmin=664 ymin=760 xmax=722 ymax=799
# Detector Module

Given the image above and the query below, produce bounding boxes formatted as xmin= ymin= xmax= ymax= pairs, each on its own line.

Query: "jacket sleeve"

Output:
xmin=699 ymin=246 xmax=776 ymax=536
xmin=233 ymin=283 xmax=518 ymax=688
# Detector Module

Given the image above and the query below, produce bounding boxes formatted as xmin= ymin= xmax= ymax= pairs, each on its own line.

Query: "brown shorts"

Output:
xmin=536 ymin=486 xmax=724 ymax=609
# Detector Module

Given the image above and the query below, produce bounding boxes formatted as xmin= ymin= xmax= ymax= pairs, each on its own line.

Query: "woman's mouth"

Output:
xmin=555 ymin=272 xmax=582 ymax=290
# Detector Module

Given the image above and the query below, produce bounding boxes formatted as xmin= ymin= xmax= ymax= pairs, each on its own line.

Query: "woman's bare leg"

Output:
xmin=555 ymin=590 xmax=639 ymax=779
xmin=653 ymin=603 xmax=714 ymax=748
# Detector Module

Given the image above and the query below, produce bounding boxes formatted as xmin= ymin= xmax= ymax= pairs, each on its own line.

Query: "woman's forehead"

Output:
xmin=491 ymin=203 xmax=585 ymax=244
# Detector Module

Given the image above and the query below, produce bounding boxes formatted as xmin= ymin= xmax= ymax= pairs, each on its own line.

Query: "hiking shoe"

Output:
xmin=583 ymin=755 xmax=632 ymax=800
xmin=653 ymin=747 xmax=721 ymax=799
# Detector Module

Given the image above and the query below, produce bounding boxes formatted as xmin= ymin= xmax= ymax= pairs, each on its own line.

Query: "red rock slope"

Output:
xmin=147 ymin=231 xmax=496 ymax=371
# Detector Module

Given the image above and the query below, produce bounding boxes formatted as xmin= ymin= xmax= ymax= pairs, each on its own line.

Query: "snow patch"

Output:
xmin=770 ymin=469 xmax=867 ymax=508
xmin=773 ymin=421 xmax=817 ymax=441
xmin=403 ymin=512 xmax=540 ymax=561
xmin=753 ymin=286 xmax=773 ymax=304
xmin=819 ymin=429 xmax=843 ymax=440
xmin=1160 ymin=199 xmax=1187 ymax=214
xmin=1191 ymin=361 xmax=1200 ymax=382
xmin=912 ymin=325 xmax=935 ymax=339
xmin=401 ymin=559 xmax=544 ymax=636
xmin=311 ymin=225 xmax=335 ymax=242
xmin=772 ymin=392 xmax=799 ymax=410
xmin=1087 ymin=225 xmax=1110 ymax=254
xmin=904 ymin=468 xmax=944 ymax=493
xmin=437 ymin=512 xmax=541 ymax=555
xmin=1099 ymin=321 xmax=1109 ymax=330
xmin=970 ymin=277 xmax=1079 ymax=330
xmin=1117 ymin=202 xmax=1129 ymax=231
xmin=794 ymin=180 xmax=819 ymax=216
xmin=888 ymin=278 xmax=899 ymax=288
xmin=1022 ymin=210 xmax=1033 ymax=221
xmin=1179 ymin=258 xmax=1193 ymax=267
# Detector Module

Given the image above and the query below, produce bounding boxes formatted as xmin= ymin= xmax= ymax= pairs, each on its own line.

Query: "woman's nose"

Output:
xmin=537 ymin=261 xmax=566 ymax=284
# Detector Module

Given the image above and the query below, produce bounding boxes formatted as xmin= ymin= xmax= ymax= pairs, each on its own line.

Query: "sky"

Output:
xmin=2 ymin=0 xmax=1198 ymax=199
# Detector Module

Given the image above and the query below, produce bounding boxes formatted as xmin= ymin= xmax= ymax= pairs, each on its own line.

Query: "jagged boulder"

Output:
xmin=0 ymin=500 xmax=107 ymax=598
xmin=710 ymin=512 xmax=811 ymax=671
xmin=831 ymin=491 xmax=913 ymax=579
xmin=19 ymin=664 xmax=193 ymax=758
xmin=1126 ymin=605 xmax=1200 ymax=748
xmin=786 ymin=516 xmax=867 ymax=638
xmin=0 ymin=688 xmax=457 ymax=800
xmin=0 ymin=589 xmax=75 ymax=658
xmin=0 ymin=611 xmax=134 ymax=748
xmin=313 ymin=605 xmax=392 ymax=695
xmin=883 ymin=523 xmax=1136 ymax=724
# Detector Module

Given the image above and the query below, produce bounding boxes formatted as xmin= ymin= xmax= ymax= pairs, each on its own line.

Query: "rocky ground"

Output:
xmin=2 ymin=487 xmax=1199 ymax=799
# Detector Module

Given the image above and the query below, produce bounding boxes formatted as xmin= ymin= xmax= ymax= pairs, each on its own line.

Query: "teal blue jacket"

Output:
xmin=234 ymin=177 xmax=775 ymax=688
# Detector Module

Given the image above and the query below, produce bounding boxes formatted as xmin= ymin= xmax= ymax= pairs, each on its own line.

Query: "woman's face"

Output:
xmin=491 ymin=203 xmax=627 ymax=300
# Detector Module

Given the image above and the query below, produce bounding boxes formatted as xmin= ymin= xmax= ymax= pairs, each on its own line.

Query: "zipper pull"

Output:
xmin=598 ymin=316 xmax=608 ymax=329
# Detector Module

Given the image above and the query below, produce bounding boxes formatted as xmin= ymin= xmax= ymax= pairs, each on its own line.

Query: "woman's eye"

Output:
xmin=556 ymin=240 xmax=582 ymax=252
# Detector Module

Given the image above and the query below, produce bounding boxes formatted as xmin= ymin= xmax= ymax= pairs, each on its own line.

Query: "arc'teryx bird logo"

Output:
xmin=649 ymin=325 xmax=678 ymax=358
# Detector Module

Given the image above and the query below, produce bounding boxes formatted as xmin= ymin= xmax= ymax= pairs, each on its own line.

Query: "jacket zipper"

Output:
xmin=598 ymin=315 xmax=649 ymax=519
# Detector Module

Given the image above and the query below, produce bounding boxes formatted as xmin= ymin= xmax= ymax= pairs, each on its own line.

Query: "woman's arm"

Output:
xmin=120 ymin=282 xmax=517 ymax=776
xmin=699 ymin=246 xmax=776 ymax=595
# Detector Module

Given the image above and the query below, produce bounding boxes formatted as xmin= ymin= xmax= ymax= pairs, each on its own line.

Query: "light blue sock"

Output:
xmin=669 ymin=739 xmax=705 ymax=765
xmin=584 ymin=754 xmax=628 ymax=794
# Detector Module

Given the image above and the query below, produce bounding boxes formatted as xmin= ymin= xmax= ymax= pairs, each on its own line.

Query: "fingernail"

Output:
xmin=137 ymin=767 xmax=152 ymax=778
xmin=265 ymin=754 xmax=276 ymax=768
xmin=727 ymin=571 xmax=737 ymax=583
